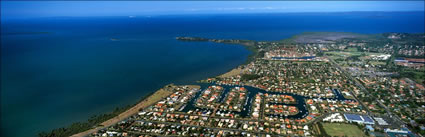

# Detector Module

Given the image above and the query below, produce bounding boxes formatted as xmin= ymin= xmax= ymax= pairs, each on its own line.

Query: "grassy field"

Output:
xmin=369 ymin=61 xmax=387 ymax=65
xmin=398 ymin=68 xmax=425 ymax=85
xmin=325 ymin=51 xmax=388 ymax=63
xmin=322 ymin=123 xmax=366 ymax=137
xmin=325 ymin=51 xmax=383 ymax=57
xmin=344 ymin=47 xmax=358 ymax=52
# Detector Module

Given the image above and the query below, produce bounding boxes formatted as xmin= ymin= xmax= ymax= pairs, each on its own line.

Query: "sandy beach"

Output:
xmin=218 ymin=68 xmax=243 ymax=78
xmin=71 ymin=84 xmax=200 ymax=137
xmin=71 ymin=62 xmax=237 ymax=137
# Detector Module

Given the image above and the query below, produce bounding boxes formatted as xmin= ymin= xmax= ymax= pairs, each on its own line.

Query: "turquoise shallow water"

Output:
xmin=1 ymin=12 xmax=424 ymax=137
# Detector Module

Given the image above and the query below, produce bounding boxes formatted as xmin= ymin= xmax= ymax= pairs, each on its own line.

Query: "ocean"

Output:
xmin=1 ymin=12 xmax=424 ymax=137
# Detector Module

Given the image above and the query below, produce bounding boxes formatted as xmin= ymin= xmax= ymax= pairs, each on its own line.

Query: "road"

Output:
xmin=327 ymin=57 xmax=420 ymax=136
xmin=128 ymin=119 xmax=302 ymax=137
xmin=327 ymin=57 xmax=373 ymax=115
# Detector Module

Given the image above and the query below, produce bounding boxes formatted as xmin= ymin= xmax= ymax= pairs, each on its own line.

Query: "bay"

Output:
xmin=1 ymin=12 xmax=424 ymax=137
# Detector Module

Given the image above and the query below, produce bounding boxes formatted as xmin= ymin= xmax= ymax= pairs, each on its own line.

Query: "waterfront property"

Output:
xmin=70 ymin=32 xmax=425 ymax=137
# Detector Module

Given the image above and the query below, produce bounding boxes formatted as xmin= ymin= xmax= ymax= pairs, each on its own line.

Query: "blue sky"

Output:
xmin=1 ymin=1 xmax=424 ymax=20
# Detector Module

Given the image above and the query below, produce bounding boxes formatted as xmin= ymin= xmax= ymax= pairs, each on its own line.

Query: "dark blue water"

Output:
xmin=1 ymin=12 xmax=424 ymax=137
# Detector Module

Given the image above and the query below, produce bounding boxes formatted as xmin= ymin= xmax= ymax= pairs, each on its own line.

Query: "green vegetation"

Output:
xmin=178 ymin=33 xmax=425 ymax=136
xmin=240 ymin=74 xmax=261 ymax=81
xmin=325 ymin=51 xmax=382 ymax=57
xmin=321 ymin=123 xmax=366 ymax=137
xmin=412 ymin=119 xmax=425 ymax=135
xmin=344 ymin=47 xmax=358 ymax=52
xmin=38 ymin=106 xmax=131 ymax=137
xmin=384 ymin=33 xmax=425 ymax=45
xmin=396 ymin=68 xmax=425 ymax=85
xmin=369 ymin=61 xmax=386 ymax=65
xmin=38 ymin=91 xmax=156 ymax=137
xmin=243 ymin=43 xmax=263 ymax=64
xmin=280 ymin=32 xmax=368 ymax=44
xmin=176 ymin=36 xmax=263 ymax=65
xmin=316 ymin=123 xmax=330 ymax=137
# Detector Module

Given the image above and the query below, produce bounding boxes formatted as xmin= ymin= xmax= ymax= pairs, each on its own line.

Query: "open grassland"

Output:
xmin=322 ymin=123 xmax=366 ymax=137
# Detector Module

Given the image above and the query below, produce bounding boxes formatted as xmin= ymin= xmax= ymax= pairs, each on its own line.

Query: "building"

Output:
xmin=374 ymin=117 xmax=389 ymax=126
xmin=343 ymin=113 xmax=374 ymax=125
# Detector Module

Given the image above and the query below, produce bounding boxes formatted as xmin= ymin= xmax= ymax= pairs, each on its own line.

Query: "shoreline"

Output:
xmin=67 ymin=32 xmax=393 ymax=136
xmin=71 ymin=84 xmax=200 ymax=137
xmin=218 ymin=68 xmax=243 ymax=78
xmin=65 ymin=37 xmax=255 ymax=137
xmin=52 ymin=33 xmax=356 ymax=137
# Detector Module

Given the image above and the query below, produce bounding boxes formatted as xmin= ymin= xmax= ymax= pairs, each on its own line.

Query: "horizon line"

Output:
xmin=2 ymin=10 xmax=424 ymax=21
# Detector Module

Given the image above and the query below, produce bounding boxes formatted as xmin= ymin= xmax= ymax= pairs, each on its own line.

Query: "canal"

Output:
xmin=182 ymin=83 xmax=352 ymax=119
